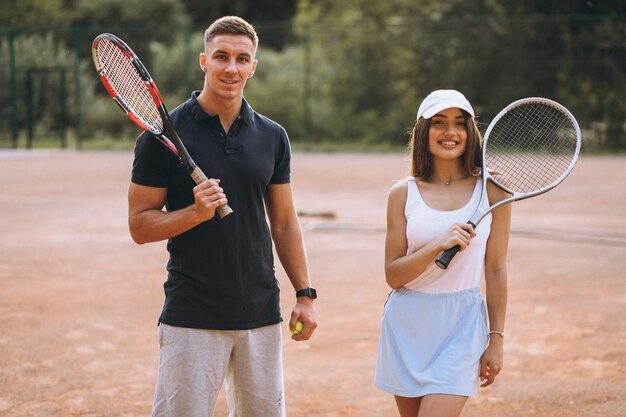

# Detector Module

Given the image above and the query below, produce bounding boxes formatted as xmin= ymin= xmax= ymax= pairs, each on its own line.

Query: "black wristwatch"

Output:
xmin=296 ymin=287 xmax=317 ymax=300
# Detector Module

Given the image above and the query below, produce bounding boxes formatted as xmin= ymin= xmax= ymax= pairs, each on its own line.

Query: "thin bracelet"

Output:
xmin=489 ymin=330 xmax=504 ymax=338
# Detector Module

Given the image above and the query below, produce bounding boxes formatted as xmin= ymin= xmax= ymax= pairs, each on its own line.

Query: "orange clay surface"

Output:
xmin=0 ymin=151 xmax=624 ymax=417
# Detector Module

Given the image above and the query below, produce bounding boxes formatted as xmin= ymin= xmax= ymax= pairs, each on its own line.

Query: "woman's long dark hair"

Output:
xmin=409 ymin=110 xmax=482 ymax=179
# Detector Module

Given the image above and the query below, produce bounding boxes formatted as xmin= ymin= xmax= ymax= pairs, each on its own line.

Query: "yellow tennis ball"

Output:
xmin=290 ymin=321 xmax=303 ymax=335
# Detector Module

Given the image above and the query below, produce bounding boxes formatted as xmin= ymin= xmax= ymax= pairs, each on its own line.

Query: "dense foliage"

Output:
xmin=1 ymin=0 xmax=624 ymax=151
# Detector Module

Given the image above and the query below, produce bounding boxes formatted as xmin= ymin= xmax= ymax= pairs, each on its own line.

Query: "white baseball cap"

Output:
xmin=416 ymin=89 xmax=474 ymax=120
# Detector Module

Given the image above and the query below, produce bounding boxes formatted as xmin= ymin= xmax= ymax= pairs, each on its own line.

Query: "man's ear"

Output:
xmin=199 ymin=52 xmax=206 ymax=72
xmin=248 ymin=59 xmax=257 ymax=78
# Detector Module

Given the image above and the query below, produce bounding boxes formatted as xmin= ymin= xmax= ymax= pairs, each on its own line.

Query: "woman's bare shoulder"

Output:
xmin=387 ymin=178 xmax=414 ymax=214
xmin=389 ymin=177 xmax=413 ymax=197
xmin=486 ymin=179 xmax=511 ymax=205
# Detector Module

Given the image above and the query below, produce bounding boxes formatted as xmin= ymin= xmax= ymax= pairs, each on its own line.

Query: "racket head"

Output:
xmin=482 ymin=97 xmax=581 ymax=199
xmin=92 ymin=34 xmax=234 ymax=219
xmin=436 ymin=97 xmax=581 ymax=269
xmin=92 ymin=33 xmax=166 ymax=136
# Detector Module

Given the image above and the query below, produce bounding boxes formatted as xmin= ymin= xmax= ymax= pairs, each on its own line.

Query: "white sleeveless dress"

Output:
xmin=375 ymin=177 xmax=491 ymax=397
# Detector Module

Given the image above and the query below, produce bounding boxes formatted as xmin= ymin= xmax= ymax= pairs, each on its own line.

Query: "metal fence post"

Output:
xmin=25 ymin=68 xmax=33 ymax=148
xmin=73 ymin=25 xmax=82 ymax=149
xmin=303 ymin=23 xmax=311 ymax=149
xmin=184 ymin=24 xmax=193 ymax=95
xmin=9 ymin=29 xmax=18 ymax=148
xmin=60 ymin=68 xmax=67 ymax=148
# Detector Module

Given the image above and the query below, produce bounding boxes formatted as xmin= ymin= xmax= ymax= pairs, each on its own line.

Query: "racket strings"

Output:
xmin=485 ymin=102 xmax=578 ymax=194
xmin=95 ymin=39 xmax=163 ymax=134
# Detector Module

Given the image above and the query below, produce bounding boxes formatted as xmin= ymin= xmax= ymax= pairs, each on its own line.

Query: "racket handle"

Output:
xmin=435 ymin=245 xmax=461 ymax=270
xmin=190 ymin=167 xmax=234 ymax=219
xmin=216 ymin=204 xmax=233 ymax=219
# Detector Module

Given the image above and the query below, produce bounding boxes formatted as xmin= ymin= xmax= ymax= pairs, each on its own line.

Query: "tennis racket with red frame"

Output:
xmin=435 ymin=97 xmax=581 ymax=269
xmin=92 ymin=33 xmax=233 ymax=219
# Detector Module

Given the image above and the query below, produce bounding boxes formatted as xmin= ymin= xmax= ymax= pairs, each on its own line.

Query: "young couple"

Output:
xmin=128 ymin=16 xmax=509 ymax=417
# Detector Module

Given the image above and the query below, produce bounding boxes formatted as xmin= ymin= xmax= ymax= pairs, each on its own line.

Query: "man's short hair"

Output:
xmin=205 ymin=16 xmax=258 ymax=50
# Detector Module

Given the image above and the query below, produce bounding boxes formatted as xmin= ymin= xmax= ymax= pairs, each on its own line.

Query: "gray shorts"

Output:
xmin=151 ymin=323 xmax=285 ymax=417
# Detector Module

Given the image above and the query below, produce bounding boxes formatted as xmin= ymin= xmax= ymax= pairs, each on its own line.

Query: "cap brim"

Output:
xmin=421 ymin=102 xmax=474 ymax=119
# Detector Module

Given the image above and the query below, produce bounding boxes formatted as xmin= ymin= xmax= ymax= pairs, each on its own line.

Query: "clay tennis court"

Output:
xmin=0 ymin=150 xmax=624 ymax=417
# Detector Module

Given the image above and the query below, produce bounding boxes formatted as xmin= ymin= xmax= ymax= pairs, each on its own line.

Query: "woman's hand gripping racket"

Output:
xmin=91 ymin=33 xmax=233 ymax=219
xmin=435 ymin=97 xmax=581 ymax=269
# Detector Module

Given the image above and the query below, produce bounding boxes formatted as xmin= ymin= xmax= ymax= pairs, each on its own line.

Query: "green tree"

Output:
xmin=179 ymin=0 xmax=298 ymax=49
xmin=292 ymin=0 xmax=626 ymax=148
xmin=0 ymin=0 xmax=68 ymax=26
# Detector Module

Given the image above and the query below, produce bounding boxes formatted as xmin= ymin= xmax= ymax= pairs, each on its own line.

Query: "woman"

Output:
xmin=375 ymin=90 xmax=511 ymax=417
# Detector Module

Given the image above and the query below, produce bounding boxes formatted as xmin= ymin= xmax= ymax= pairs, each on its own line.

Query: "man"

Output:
xmin=128 ymin=16 xmax=317 ymax=417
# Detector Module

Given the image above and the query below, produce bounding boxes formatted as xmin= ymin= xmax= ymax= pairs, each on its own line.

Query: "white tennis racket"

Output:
xmin=435 ymin=97 xmax=581 ymax=269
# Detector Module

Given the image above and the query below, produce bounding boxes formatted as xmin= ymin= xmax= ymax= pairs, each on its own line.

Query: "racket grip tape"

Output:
xmin=190 ymin=167 xmax=234 ymax=219
xmin=435 ymin=245 xmax=461 ymax=270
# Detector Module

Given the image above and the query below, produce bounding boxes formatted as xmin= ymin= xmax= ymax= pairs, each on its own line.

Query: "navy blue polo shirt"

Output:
xmin=131 ymin=92 xmax=291 ymax=330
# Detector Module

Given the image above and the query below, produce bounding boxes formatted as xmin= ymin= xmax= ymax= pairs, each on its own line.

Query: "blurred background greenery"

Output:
xmin=1 ymin=0 xmax=625 ymax=152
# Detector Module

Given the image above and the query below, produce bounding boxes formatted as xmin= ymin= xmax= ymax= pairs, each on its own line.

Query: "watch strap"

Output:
xmin=296 ymin=287 xmax=317 ymax=299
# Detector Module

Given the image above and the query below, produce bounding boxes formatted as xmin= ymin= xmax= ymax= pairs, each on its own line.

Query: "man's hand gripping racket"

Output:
xmin=91 ymin=33 xmax=233 ymax=219
xmin=435 ymin=98 xmax=581 ymax=269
